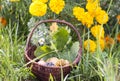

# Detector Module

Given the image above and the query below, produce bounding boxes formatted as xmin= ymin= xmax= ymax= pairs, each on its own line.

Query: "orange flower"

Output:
xmin=117 ymin=15 xmax=120 ymax=24
xmin=0 ymin=17 xmax=7 ymax=26
xmin=105 ymin=35 xmax=115 ymax=48
xmin=117 ymin=33 xmax=120 ymax=42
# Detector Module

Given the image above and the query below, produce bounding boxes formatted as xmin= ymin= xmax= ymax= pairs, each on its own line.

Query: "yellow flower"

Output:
xmin=86 ymin=1 xmax=101 ymax=17
xmin=117 ymin=14 xmax=120 ymax=24
xmin=32 ymin=0 xmax=48 ymax=3
xmin=73 ymin=7 xmax=85 ymax=21
xmin=9 ymin=0 xmax=20 ymax=2
xmin=84 ymin=39 xmax=96 ymax=52
xmin=99 ymin=39 xmax=105 ymax=51
xmin=105 ymin=35 xmax=115 ymax=48
xmin=91 ymin=25 xmax=105 ymax=39
xmin=81 ymin=12 xmax=94 ymax=28
xmin=86 ymin=0 xmax=108 ymax=24
xmin=50 ymin=22 xmax=58 ymax=33
xmin=29 ymin=1 xmax=47 ymax=16
xmin=86 ymin=0 xmax=99 ymax=11
xmin=49 ymin=0 xmax=65 ymax=14
xmin=73 ymin=7 xmax=93 ymax=28
xmin=95 ymin=10 xmax=109 ymax=24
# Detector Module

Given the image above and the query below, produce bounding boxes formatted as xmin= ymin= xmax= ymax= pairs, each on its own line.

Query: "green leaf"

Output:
xmin=58 ymin=49 xmax=72 ymax=62
xmin=34 ymin=45 xmax=57 ymax=60
xmin=52 ymin=27 xmax=69 ymax=50
xmin=70 ymin=41 xmax=79 ymax=62
xmin=58 ymin=41 xmax=79 ymax=62
xmin=34 ymin=45 xmax=52 ymax=57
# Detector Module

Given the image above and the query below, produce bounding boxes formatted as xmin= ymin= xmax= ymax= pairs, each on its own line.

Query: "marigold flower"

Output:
xmin=49 ymin=0 xmax=65 ymax=14
xmin=86 ymin=1 xmax=101 ymax=17
xmin=32 ymin=0 xmax=48 ymax=3
xmin=99 ymin=39 xmax=105 ymax=51
xmin=84 ymin=39 xmax=96 ymax=52
xmin=73 ymin=7 xmax=85 ymax=21
xmin=88 ymin=7 xmax=101 ymax=18
xmin=0 ymin=17 xmax=7 ymax=26
xmin=117 ymin=14 xmax=120 ymax=24
xmin=81 ymin=12 xmax=94 ymax=28
xmin=117 ymin=33 xmax=120 ymax=42
xmin=73 ymin=7 xmax=93 ymax=28
xmin=105 ymin=35 xmax=115 ymax=48
xmin=86 ymin=0 xmax=99 ymax=11
xmin=95 ymin=10 xmax=109 ymax=24
xmin=91 ymin=25 xmax=105 ymax=39
xmin=29 ymin=1 xmax=47 ymax=16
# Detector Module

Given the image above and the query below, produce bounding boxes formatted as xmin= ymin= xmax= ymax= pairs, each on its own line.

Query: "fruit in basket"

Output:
xmin=55 ymin=59 xmax=69 ymax=66
xmin=46 ymin=62 xmax=55 ymax=66
xmin=46 ymin=57 xmax=70 ymax=67
xmin=46 ymin=57 xmax=59 ymax=65
xmin=38 ymin=60 xmax=46 ymax=65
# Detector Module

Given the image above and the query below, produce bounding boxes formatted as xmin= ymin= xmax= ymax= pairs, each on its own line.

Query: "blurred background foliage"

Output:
xmin=0 ymin=0 xmax=31 ymax=38
xmin=0 ymin=0 xmax=120 ymax=38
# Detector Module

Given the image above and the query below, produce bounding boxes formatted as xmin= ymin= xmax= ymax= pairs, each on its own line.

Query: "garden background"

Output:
xmin=0 ymin=0 xmax=120 ymax=81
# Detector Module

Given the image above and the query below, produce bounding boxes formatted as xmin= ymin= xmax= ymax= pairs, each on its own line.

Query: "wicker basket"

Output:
xmin=25 ymin=19 xmax=82 ymax=81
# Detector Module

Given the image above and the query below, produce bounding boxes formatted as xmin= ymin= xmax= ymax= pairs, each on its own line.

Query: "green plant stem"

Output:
xmin=110 ymin=23 xmax=119 ymax=56
xmin=85 ymin=28 xmax=90 ymax=73
xmin=107 ymin=0 xmax=113 ymax=13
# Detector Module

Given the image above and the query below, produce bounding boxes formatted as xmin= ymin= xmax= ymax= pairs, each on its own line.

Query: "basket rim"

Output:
xmin=25 ymin=19 xmax=82 ymax=67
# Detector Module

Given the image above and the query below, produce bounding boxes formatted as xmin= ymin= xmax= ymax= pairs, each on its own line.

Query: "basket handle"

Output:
xmin=25 ymin=19 xmax=82 ymax=65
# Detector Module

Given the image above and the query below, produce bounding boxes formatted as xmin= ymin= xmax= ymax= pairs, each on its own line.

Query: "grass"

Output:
xmin=0 ymin=0 xmax=120 ymax=81
xmin=0 ymin=23 xmax=31 ymax=81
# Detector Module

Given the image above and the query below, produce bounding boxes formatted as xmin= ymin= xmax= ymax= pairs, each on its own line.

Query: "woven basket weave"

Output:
xmin=25 ymin=19 xmax=82 ymax=81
